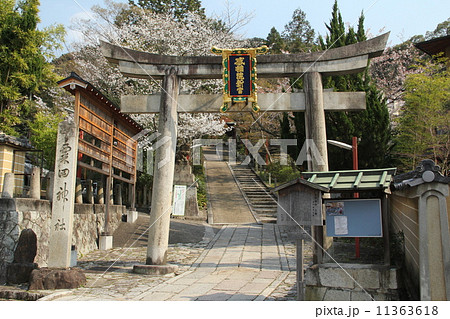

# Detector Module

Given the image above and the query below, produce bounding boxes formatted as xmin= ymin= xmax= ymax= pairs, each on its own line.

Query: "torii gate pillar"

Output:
xmin=134 ymin=68 xmax=180 ymax=273
xmin=304 ymin=72 xmax=328 ymax=172
xmin=304 ymin=71 xmax=333 ymax=262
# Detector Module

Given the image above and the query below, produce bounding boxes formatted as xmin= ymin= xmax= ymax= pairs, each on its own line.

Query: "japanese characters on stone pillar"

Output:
xmin=48 ymin=120 xmax=79 ymax=268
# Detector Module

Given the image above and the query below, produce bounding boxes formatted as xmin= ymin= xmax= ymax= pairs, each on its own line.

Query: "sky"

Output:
xmin=37 ymin=0 xmax=450 ymax=53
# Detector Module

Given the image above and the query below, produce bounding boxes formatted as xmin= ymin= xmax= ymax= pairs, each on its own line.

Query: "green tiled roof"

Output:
xmin=301 ymin=168 xmax=397 ymax=192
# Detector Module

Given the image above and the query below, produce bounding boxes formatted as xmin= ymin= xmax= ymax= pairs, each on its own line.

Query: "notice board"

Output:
xmin=172 ymin=185 xmax=186 ymax=216
xmin=325 ymin=199 xmax=382 ymax=237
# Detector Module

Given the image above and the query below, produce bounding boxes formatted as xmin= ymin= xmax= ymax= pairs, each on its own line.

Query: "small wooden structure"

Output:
xmin=272 ymin=178 xmax=329 ymax=300
xmin=272 ymin=177 xmax=329 ymax=227
xmin=58 ymin=73 xmax=142 ymax=217
xmin=0 ymin=133 xmax=33 ymax=196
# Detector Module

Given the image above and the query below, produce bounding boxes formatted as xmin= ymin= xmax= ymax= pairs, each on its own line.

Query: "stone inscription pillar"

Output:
xmin=48 ymin=120 xmax=79 ymax=268
xmin=146 ymin=68 xmax=180 ymax=265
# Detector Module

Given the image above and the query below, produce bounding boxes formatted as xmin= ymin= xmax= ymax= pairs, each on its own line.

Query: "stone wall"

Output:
xmin=0 ymin=198 xmax=124 ymax=284
xmin=305 ymin=263 xmax=400 ymax=301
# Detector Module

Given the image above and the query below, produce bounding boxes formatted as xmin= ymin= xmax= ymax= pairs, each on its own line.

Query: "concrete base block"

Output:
xmin=99 ymin=235 xmax=113 ymax=250
xmin=127 ymin=211 xmax=139 ymax=223
xmin=70 ymin=250 xmax=77 ymax=267
xmin=133 ymin=264 xmax=178 ymax=276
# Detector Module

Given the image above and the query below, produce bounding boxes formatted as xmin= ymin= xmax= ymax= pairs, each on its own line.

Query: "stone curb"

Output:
xmin=38 ymin=290 xmax=73 ymax=301
xmin=255 ymin=272 xmax=290 ymax=301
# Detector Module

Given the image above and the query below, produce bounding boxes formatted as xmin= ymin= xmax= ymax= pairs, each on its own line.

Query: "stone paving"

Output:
xmin=42 ymin=223 xmax=313 ymax=301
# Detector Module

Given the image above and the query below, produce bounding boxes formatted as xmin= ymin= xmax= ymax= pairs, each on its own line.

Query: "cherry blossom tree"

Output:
xmin=369 ymin=43 xmax=426 ymax=115
xmin=69 ymin=0 xmax=248 ymax=143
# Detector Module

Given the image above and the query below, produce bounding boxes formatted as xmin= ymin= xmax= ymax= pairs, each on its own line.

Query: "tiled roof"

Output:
xmin=0 ymin=133 xmax=33 ymax=149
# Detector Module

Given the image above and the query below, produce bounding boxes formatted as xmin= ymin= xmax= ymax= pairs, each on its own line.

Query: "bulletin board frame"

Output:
xmin=325 ymin=199 xmax=383 ymax=237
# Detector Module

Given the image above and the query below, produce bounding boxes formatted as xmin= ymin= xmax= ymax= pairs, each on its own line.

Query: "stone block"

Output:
xmin=351 ymin=290 xmax=374 ymax=301
xmin=133 ymin=264 xmax=178 ymax=276
xmin=318 ymin=266 xmax=355 ymax=289
xmin=386 ymin=268 xmax=398 ymax=290
xmin=305 ymin=266 xmax=319 ymax=286
xmin=14 ymin=229 xmax=37 ymax=263
xmin=6 ymin=262 xmax=38 ymax=284
xmin=323 ymin=288 xmax=351 ymax=301
xmin=127 ymin=210 xmax=139 ymax=223
xmin=353 ymin=268 xmax=380 ymax=290
xmin=99 ymin=235 xmax=113 ymax=250
xmin=305 ymin=286 xmax=327 ymax=301
xmin=28 ymin=268 xmax=86 ymax=290
xmin=70 ymin=249 xmax=77 ymax=267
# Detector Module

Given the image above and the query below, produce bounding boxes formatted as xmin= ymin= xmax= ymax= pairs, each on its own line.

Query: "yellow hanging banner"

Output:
xmin=211 ymin=46 xmax=268 ymax=113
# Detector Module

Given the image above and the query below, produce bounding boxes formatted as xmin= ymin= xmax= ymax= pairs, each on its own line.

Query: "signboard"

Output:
xmin=277 ymin=183 xmax=323 ymax=226
xmin=172 ymin=185 xmax=187 ymax=216
xmin=325 ymin=199 xmax=382 ymax=237
xmin=211 ymin=46 xmax=268 ymax=113
xmin=228 ymin=54 xmax=252 ymax=97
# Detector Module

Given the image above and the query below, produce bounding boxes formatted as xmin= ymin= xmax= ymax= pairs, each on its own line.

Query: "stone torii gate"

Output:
xmin=100 ymin=32 xmax=389 ymax=272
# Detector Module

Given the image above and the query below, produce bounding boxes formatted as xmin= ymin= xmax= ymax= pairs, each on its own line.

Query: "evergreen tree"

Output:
xmin=320 ymin=1 xmax=391 ymax=170
xmin=266 ymin=27 xmax=284 ymax=53
xmin=282 ymin=8 xmax=316 ymax=53
xmin=286 ymin=1 xmax=391 ymax=170
xmin=0 ymin=0 xmax=63 ymax=136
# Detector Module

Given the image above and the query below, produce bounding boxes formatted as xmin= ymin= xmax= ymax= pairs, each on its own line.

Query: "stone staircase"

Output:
xmin=229 ymin=165 xmax=278 ymax=223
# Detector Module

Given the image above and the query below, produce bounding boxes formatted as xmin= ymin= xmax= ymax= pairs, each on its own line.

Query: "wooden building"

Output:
xmin=58 ymin=72 xmax=142 ymax=209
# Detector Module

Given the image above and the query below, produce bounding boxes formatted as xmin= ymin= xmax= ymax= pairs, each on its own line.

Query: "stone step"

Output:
xmin=238 ymin=181 xmax=263 ymax=184
xmin=231 ymin=164 xmax=278 ymax=224
xmin=247 ymin=194 xmax=274 ymax=198
xmin=248 ymin=200 xmax=277 ymax=204
xmin=253 ymin=205 xmax=277 ymax=210
xmin=245 ymin=191 xmax=271 ymax=195
xmin=253 ymin=209 xmax=277 ymax=214
xmin=260 ymin=218 xmax=277 ymax=224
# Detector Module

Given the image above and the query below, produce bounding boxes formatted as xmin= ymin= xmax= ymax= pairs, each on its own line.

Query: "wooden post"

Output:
xmin=104 ymin=176 xmax=112 ymax=234
xmin=86 ymin=179 xmax=94 ymax=204
xmin=382 ymin=193 xmax=390 ymax=265
xmin=296 ymin=234 xmax=305 ymax=301
xmin=75 ymin=178 xmax=83 ymax=203
xmin=129 ymin=182 xmax=136 ymax=210
xmin=146 ymin=68 xmax=180 ymax=265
